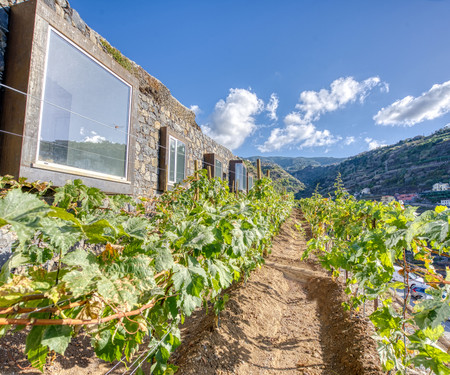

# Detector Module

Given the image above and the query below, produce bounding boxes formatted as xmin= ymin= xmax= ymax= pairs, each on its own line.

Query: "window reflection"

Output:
xmin=38 ymin=30 xmax=131 ymax=178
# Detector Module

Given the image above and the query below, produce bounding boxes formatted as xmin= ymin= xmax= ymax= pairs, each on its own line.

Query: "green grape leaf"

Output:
xmin=40 ymin=217 xmax=81 ymax=254
xmin=154 ymin=245 xmax=174 ymax=272
xmin=41 ymin=325 xmax=72 ymax=355
xmin=172 ymin=258 xmax=207 ymax=297
xmin=25 ymin=326 xmax=49 ymax=371
xmin=207 ymin=259 xmax=233 ymax=289
xmin=82 ymin=219 xmax=115 ymax=243
xmin=0 ymin=189 xmax=50 ymax=243
xmin=414 ymin=290 xmax=450 ymax=329
xmin=179 ymin=292 xmax=201 ymax=315
xmin=121 ymin=216 xmax=149 ymax=240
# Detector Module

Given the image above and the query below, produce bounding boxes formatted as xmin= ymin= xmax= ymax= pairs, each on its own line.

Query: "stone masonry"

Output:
xmin=0 ymin=0 xmax=237 ymax=198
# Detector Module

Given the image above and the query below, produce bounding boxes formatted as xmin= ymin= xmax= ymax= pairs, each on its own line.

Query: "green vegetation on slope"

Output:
xmin=246 ymin=155 xmax=344 ymax=173
xmin=294 ymin=127 xmax=450 ymax=198
xmin=243 ymin=159 xmax=305 ymax=194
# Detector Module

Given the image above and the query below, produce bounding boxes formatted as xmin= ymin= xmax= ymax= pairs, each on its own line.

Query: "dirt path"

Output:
xmin=171 ymin=209 xmax=383 ymax=374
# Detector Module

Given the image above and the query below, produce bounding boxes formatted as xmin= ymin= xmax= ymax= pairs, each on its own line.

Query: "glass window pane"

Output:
xmin=248 ymin=176 xmax=253 ymax=190
xmin=38 ymin=30 xmax=131 ymax=178
xmin=169 ymin=138 xmax=176 ymax=183
xmin=215 ymin=159 xmax=222 ymax=178
xmin=176 ymin=141 xmax=185 ymax=183
xmin=235 ymin=163 xmax=246 ymax=191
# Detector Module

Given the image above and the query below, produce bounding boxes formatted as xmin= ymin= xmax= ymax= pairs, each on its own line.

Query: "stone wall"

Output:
xmin=0 ymin=0 xmax=237 ymax=198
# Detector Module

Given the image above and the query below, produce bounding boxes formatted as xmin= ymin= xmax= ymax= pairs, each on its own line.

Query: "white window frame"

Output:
xmin=35 ymin=27 xmax=133 ymax=183
xmin=168 ymin=135 xmax=186 ymax=184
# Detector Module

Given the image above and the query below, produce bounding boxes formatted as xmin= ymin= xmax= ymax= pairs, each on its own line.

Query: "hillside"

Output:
xmin=245 ymin=156 xmax=345 ymax=173
xmin=293 ymin=127 xmax=450 ymax=198
xmin=243 ymin=159 xmax=305 ymax=194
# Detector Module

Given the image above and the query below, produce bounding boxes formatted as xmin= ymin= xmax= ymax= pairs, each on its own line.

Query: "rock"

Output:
xmin=71 ymin=8 xmax=86 ymax=33
xmin=55 ymin=0 xmax=67 ymax=7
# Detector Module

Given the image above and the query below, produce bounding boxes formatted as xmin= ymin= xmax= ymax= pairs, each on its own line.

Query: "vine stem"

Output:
xmin=0 ymin=294 xmax=177 ymax=326
xmin=0 ymin=300 xmax=86 ymax=315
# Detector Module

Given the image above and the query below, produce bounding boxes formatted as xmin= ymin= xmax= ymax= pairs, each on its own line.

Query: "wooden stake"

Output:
xmin=194 ymin=160 xmax=200 ymax=200
xmin=256 ymin=159 xmax=261 ymax=180
xmin=207 ymin=165 xmax=212 ymax=179
xmin=266 ymin=169 xmax=270 ymax=178
xmin=194 ymin=160 xmax=200 ymax=175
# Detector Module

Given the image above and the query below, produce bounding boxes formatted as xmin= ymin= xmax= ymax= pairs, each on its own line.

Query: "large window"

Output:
xmin=235 ymin=163 xmax=247 ymax=191
xmin=168 ymin=136 xmax=186 ymax=183
xmin=215 ymin=159 xmax=223 ymax=178
xmin=37 ymin=29 xmax=131 ymax=179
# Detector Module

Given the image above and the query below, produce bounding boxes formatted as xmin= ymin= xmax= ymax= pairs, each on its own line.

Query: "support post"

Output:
xmin=194 ymin=160 xmax=200 ymax=200
xmin=256 ymin=159 xmax=261 ymax=180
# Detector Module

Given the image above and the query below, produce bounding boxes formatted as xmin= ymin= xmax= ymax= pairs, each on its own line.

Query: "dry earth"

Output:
xmin=171 ymin=209 xmax=383 ymax=375
xmin=0 ymin=209 xmax=383 ymax=375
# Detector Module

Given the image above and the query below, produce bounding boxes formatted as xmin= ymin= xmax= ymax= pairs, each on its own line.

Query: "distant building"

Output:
xmin=381 ymin=195 xmax=395 ymax=204
xmin=395 ymin=193 xmax=418 ymax=202
xmin=441 ymin=199 xmax=450 ymax=206
xmin=433 ymin=183 xmax=450 ymax=191
xmin=361 ymin=188 xmax=371 ymax=195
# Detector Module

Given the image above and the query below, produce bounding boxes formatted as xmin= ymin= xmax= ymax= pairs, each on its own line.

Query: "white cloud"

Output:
xmin=344 ymin=136 xmax=356 ymax=145
xmin=374 ymin=80 xmax=450 ymax=126
xmin=380 ymin=82 xmax=390 ymax=93
xmin=190 ymin=105 xmax=202 ymax=115
xmin=365 ymin=137 xmax=387 ymax=150
xmin=259 ymin=76 xmax=385 ymax=152
xmin=258 ymin=113 xmax=341 ymax=152
xmin=84 ymin=131 xmax=106 ymax=144
xmin=296 ymin=76 xmax=384 ymax=121
xmin=266 ymin=93 xmax=279 ymax=121
xmin=202 ymin=88 xmax=264 ymax=150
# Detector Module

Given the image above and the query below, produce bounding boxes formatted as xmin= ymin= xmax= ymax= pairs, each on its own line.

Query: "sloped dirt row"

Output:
xmin=171 ymin=209 xmax=383 ymax=374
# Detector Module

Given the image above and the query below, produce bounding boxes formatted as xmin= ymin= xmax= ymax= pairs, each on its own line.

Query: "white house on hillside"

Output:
xmin=433 ymin=182 xmax=449 ymax=191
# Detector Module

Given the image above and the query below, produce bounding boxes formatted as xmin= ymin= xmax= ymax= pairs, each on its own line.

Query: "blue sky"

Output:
xmin=70 ymin=0 xmax=450 ymax=158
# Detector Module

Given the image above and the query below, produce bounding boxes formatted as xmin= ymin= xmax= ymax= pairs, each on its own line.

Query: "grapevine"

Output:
xmin=0 ymin=171 xmax=294 ymax=373
xmin=300 ymin=177 xmax=450 ymax=374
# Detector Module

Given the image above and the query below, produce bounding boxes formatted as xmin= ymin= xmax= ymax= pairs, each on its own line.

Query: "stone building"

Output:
xmin=0 ymin=0 xmax=239 ymax=197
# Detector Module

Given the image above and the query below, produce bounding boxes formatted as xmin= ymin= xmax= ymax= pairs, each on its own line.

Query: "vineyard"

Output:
xmin=0 ymin=172 xmax=294 ymax=374
xmin=1 ymin=171 xmax=450 ymax=375
xmin=300 ymin=179 xmax=450 ymax=374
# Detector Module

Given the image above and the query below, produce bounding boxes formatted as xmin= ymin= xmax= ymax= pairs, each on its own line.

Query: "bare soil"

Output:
xmin=0 ymin=209 xmax=383 ymax=375
xmin=170 ymin=209 xmax=383 ymax=374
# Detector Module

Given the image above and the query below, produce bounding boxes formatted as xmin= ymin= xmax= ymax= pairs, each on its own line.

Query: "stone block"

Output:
xmin=71 ymin=9 xmax=86 ymax=33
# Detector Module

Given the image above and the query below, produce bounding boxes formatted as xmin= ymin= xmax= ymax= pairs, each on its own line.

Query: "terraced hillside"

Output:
xmin=293 ymin=127 xmax=450 ymax=198
xmin=243 ymin=159 xmax=305 ymax=195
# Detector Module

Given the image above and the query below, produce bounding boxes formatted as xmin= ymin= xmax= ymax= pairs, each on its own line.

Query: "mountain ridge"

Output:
xmin=243 ymin=126 xmax=450 ymax=199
